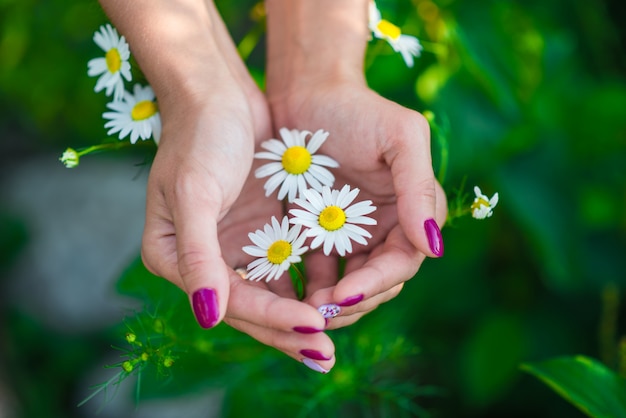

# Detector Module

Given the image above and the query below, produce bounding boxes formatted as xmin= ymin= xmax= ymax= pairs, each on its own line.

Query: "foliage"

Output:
xmin=1 ymin=0 xmax=625 ymax=417
xmin=521 ymin=356 xmax=626 ymax=418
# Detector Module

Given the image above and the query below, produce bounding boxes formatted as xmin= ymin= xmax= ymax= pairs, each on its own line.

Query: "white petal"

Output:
xmin=87 ymin=58 xmax=107 ymax=76
xmin=336 ymin=230 xmax=352 ymax=255
xmin=343 ymin=223 xmax=372 ymax=242
xmin=278 ymin=175 xmax=298 ymax=201
xmin=247 ymin=257 xmax=269 ymax=270
xmin=259 ymin=139 xmax=287 ymax=156
xmin=303 ymin=171 xmax=323 ymax=192
xmin=302 ymin=188 xmax=325 ymax=211
xmin=254 ymin=152 xmax=283 ymax=162
xmin=323 ymin=232 xmax=336 ymax=255
xmin=263 ymin=171 xmax=288 ymax=196
xmin=345 ymin=200 xmax=376 ymax=217
xmin=348 ymin=216 xmax=377 ymax=225
xmin=307 ymin=165 xmax=335 ymax=187
xmin=242 ymin=246 xmax=267 ymax=257
xmin=294 ymin=174 xmax=307 ymax=201
xmin=321 ymin=186 xmax=334 ymax=206
xmin=306 ymin=129 xmax=329 ymax=154
xmin=279 ymin=127 xmax=296 ymax=147
xmin=249 ymin=230 xmax=271 ymax=248
xmin=308 ymin=233 xmax=324 ymax=250
xmin=490 ymin=193 xmax=499 ymax=207
xmin=311 ymin=154 xmax=339 ymax=168
xmin=337 ymin=185 xmax=359 ymax=208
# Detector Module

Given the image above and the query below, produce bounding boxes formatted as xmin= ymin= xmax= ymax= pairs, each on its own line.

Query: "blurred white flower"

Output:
xmin=59 ymin=148 xmax=80 ymax=168
xmin=368 ymin=1 xmax=423 ymax=67
xmin=87 ymin=24 xmax=132 ymax=101
xmin=103 ymin=84 xmax=161 ymax=144
xmin=471 ymin=186 xmax=499 ymax=219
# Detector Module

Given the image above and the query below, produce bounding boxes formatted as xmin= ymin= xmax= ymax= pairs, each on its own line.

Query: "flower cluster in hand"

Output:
xmin=60 ymin=24 xmax=161 ymax=168
xmin=242 ymin=129 xmax=377 ymax=284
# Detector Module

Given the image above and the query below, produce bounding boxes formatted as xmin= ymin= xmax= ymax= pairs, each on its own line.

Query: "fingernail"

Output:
xmin=293 ymin=326 xmax=323 ymax=334
xmin=338 ymin=294 xmax=364 ymax=307
xmin=302 ymin=358 xmax=329 ymax=374
xmin=318 ymin=304 xmax=341 ymax=319
xmin=192 ymin=288 xmax=219 ymax=329
xmin=424 ymin=218 xmax=444 ymax=257
xmin=300 ymin=349 xmax=332 ymax=361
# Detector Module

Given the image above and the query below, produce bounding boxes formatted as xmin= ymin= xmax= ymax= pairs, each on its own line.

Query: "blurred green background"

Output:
xmin=1 ymin=0 xmax=625 ymax=417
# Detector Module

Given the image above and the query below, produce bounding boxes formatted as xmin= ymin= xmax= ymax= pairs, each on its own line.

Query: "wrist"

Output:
xmin=98 ymin=0 xmax=235 ymax=109
xmin=265 ymin=0 xmax=369 ymax=103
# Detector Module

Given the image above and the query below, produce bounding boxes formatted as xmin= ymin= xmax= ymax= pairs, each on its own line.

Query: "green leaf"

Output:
xmin=521 ymin=355 xmax=626 ymax=418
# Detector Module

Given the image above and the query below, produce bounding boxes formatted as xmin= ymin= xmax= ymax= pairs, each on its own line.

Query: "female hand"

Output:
xmin=99 ymin=0 xmax=335 ymax=372
xmin=270 ymin=80 xmax=448 ymax=328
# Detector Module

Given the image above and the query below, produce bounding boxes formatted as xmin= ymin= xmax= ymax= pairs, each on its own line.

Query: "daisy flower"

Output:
xmin=471 ymin=186 xmax=499 ymax=219
xmin=103 ymin=84 xmax=162 ymax=145
xmin=242 ymin=216 xmax=309 ymax=282
xmin=87 ymin=24 xmax=132 ymax=101
xmin=289 ymin=185 xmax=377 ymax=257
xmin=254 ymin=128 xmax=339 ymax=202
xmin=368 ymin=1 xmax=423 ymax=68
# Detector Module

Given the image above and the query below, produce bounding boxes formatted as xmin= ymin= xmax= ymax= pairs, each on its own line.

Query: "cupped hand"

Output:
xmin=269 ymin=79 xmax=448 ymax=328
xmin=218 ymin=161 xmax=336 ymax=372
xmin=140 ymin=70 xmax=335 ymax=372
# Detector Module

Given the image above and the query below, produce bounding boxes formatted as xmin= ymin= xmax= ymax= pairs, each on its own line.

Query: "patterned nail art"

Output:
xmin=302 ymin=358 xmax=329 ymax=374
xmin=318 ymin=303 xmax=341 ymax=319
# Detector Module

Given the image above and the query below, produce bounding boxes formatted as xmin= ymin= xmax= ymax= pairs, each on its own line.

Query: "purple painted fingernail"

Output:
xmin=300 ymin=349 xmax=332 ymax=361
xmin=302 ymin=358 xmax=329 ymax=374
xmin=293 ymin=326 xmax=323 ymax=334
xmin=318 ymin=304 xmax=341 ymax=319
xmin=192 ymin=288 xmax=219 ymax=329
xmin=338 ymin=294 xmax=364 ymax=307
xmin=424 ymin=218 xmax=444 ymax=257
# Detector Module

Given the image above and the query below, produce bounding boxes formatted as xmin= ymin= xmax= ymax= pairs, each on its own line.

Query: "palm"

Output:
xmin=272 ymin=81 xmax=445 ymax=321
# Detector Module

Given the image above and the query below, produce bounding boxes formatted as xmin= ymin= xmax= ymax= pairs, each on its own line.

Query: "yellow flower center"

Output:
xmin=282 ymin=146 xmax=312 ymax=175
xmin=131 ymin=100 xmax=158 ymax=121
xmin=377 ymin=19 xmax=402 ymax=40
xmin=471 ymin=197 xmax=490 ymax=211
xmin=319 ymin=206 xmax=347 ymax=231
xmin=267 ymin=240 xmax=292 ymax=264
xmin=105 ymin=48 xmax=122 ymax=73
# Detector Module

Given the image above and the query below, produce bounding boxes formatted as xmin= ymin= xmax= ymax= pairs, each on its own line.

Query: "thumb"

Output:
xmin=387 ymin=112 xmax=444 ymax=258
xmin=175 ymin=200 xmax=231 ymax=329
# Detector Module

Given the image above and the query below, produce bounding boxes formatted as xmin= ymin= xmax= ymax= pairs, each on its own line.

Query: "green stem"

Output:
xmin=289 ymin=263 xmax=307 ymax=301
xmin=77 ymin=140 xmax=135 ymax=157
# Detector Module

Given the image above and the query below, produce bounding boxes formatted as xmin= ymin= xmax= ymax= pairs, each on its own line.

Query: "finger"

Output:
xmin=323 ymin=283 xmax=404 ymax=330
xmin=172 ymin=182 xmax=232 ymax=330
xmin=227 ymin=274 xmax=327 ymax=332
xmin=307 ymin=226 xmax=424 ymax=310
xmin=384 ymin=109 xmax=443 ymax=258
xmin=225 ymin=276 xmax=335 ymax=373
xmin=225 ymin=316 xmax=336 ymax=373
